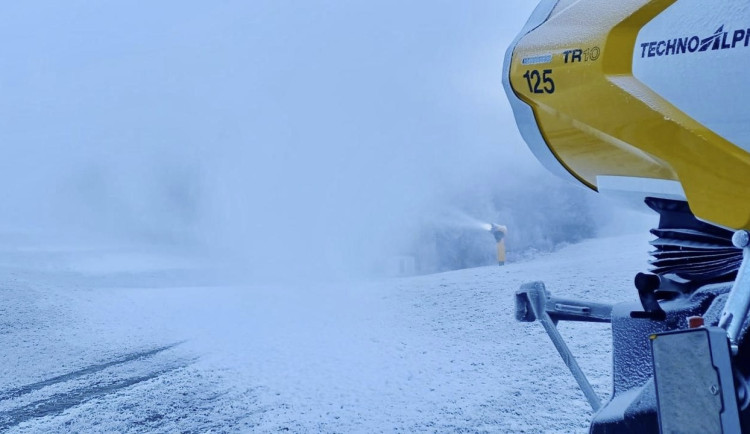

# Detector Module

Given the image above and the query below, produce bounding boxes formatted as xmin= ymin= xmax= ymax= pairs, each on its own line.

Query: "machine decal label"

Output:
xmin=522 ymin=54 xmax=552 ymax=65
xmin=563 ymin=47 xmax=600 ymax=63
xmin=522 ymin=69 xmax=555 ymax=94
xmin=640 ymin=25 xmax=750 ymax=58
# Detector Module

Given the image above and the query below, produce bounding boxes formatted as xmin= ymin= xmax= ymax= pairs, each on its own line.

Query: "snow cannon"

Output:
xmin=504 ymin=1 xmax=750 ymax=432
xmin=489 ymin=224 xmax=507 ymax=266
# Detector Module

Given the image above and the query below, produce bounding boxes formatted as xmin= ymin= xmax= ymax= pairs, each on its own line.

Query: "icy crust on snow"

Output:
xmin=0 ymin=233 xmax=652 ymax=432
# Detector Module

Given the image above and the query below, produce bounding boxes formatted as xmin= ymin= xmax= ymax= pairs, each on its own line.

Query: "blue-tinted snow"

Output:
xmin=0 ymin=232 xmax=652 ymax=433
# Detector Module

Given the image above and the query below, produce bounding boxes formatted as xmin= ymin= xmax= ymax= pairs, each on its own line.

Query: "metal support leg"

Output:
xmin=516 ymin=281 xmax=604 ymax=411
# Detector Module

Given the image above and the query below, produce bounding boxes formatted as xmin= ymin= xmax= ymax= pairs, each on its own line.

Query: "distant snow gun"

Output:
xmin=489 ymin=224 xmax=507 ymax=266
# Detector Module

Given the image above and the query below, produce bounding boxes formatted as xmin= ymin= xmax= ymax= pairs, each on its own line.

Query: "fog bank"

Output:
xmin=0 ymin=1 xmax=647 ymax=281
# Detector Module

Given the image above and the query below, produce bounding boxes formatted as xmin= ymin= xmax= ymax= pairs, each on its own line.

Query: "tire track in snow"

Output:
xmin=0 ymin=342 xmax=190 ymax=431
xmin=0 ymin=366 xmax=186 ymax=430
xmin=0 ymin=342 xmax=182 ymax=401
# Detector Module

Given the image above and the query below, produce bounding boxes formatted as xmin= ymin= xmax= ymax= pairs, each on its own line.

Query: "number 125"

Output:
xmin=522 ymin=69 xmax=555 ymax=94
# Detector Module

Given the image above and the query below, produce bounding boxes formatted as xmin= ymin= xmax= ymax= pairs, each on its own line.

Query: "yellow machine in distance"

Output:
xmin=489 ymin=224 xmax=507 ymax=266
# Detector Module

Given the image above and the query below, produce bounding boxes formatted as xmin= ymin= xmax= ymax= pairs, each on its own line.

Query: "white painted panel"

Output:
xmin=633 ymin=0 xmax=750 ymax=152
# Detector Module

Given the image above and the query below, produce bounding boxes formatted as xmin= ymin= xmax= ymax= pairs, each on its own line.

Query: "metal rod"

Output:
xmin=521 ymin=282 xmax=602 ymax=411
xmin=718 ymin=230 xmax=750 ymax=347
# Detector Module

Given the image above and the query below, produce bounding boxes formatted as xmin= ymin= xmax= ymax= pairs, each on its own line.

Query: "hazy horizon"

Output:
xmin=0 ymin=1 xmax=651 ymax=281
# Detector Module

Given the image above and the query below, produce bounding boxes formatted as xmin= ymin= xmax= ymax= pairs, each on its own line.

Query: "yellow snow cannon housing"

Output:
xmin=489 ymin=224 xmax=508 ymax=266
xmin=503 ymin=0 xmax=750 ymax=230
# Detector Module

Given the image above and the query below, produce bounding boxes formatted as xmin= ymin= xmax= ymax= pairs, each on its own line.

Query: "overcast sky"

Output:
xmin=0 ymin=1 xmax=551 ymax=279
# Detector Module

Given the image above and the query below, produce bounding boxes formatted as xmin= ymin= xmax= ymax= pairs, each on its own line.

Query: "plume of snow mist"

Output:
xmin=432 ymin=209 xmax=493 ymax=232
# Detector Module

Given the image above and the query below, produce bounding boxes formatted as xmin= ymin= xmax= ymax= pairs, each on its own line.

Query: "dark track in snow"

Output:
xmin=0 ymin=343 xmax=190 ymax=431
xmin=0 ymin=342 xmax=182 ymax=402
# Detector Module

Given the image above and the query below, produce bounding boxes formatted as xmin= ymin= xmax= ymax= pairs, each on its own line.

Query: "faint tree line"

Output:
xmin=408 ymin=171 xmax=602 ymax=273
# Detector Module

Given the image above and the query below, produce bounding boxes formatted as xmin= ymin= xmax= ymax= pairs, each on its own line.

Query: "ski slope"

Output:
xmin=0 ymin=231 xmax=653 ymax=433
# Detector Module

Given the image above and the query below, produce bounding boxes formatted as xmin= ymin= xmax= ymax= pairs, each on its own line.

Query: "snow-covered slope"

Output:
xmin=0 ymin=232 xmax=653 ymax=433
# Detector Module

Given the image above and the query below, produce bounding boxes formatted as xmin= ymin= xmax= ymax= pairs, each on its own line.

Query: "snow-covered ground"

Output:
xmin=0 ymin=231 xmax=653 ymax=433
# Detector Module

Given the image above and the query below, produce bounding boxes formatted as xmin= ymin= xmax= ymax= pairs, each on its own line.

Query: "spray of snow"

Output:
xmin=0 ymin=0 xmax=644 ymax=283
xmin=432 ymin=209 xmax=493 ymax=232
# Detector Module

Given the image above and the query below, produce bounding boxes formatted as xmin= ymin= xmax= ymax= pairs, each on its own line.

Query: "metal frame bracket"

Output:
xmin=515 ymin=281 xmax=613 ymax=411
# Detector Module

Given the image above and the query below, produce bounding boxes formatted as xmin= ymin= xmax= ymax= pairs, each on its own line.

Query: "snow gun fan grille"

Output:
xmin=645 ymin=198 xmax=742 ymax=285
